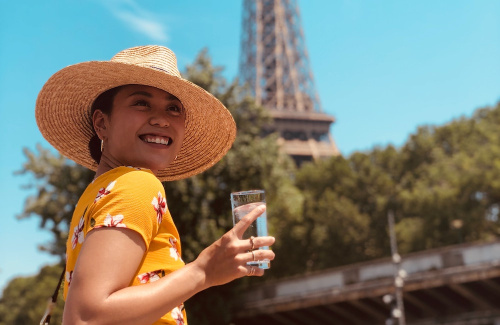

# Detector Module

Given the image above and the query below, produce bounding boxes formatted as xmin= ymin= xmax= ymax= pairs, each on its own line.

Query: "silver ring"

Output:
xmin=248 ymin=266 xmax=255 ymax=276
xmin=251 ymin=250 xmax=256 ymax=261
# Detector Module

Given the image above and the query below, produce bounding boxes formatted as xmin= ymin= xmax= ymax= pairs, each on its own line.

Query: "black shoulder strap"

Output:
xmin=40 ymin=264 xmax=66 ymax=325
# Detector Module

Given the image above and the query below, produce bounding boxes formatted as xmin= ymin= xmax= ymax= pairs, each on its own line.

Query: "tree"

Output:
xmin=16 ymin=145 xmax=94 ymax=258
xmin=292 ymin=102 xmax=500 ymax=267
xmin=0 ymin=264 xmax=65 ymax=325
xmin=397 ymin=103 xmax=500 ymax=251
xmin=293 ymin=147 xmax=401 ymax=269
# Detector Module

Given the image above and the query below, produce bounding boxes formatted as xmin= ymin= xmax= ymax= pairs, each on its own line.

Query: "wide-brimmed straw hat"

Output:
xmin=36 ymin=45 xmax=236 ymax=181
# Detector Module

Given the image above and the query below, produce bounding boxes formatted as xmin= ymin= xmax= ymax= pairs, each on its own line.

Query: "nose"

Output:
xmin=149 ymin=112 xmax=170 ymax=128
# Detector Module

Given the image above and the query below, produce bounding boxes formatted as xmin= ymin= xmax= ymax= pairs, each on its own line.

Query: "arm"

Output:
xmin=63 ymin=205 xmax=274 ymax=325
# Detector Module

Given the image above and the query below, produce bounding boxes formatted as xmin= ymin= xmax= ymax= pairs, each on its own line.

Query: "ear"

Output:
xmin=93 ymin=109 xmax=109 ymax=140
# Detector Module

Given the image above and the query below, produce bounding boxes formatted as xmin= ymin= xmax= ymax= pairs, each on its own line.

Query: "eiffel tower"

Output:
xmin=239 ymin=0 xmax=340 ymax=165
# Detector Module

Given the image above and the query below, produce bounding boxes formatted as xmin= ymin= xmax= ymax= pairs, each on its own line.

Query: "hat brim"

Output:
xmin=35 ymin=61 xmax=236 ymax=181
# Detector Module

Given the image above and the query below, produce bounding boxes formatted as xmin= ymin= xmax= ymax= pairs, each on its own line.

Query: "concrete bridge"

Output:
xmin=234 ymin=240 xmax=500 ymax=325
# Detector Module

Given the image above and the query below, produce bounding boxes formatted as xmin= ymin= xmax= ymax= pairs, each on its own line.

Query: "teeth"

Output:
xmin=143 ymin=135 xmax=171 ymax=146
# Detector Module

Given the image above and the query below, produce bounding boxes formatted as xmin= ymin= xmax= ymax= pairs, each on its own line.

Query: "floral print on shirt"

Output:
xmin=137 ymin=269 xmax=166 ymax=284
xmin=94 ymin=181 xmax=116 ymax=203
xmin=171 ymin=303 xmax=186 ymax=325
xmin=103 ymin=214 xmax=127 ymax=228
xmin=71 ymin=213 xmax=85 ymax=249
xmin=169 ymin=237 xmax=183 ymax=262
xmin=152 ymin=191 xmax=167 ymax=224
xmin=65 ymin=270 xmax=73 ymax=287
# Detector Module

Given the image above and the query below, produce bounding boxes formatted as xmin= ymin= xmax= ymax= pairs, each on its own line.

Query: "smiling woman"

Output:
xmin=35 ymin=45 xmax=276 ymax=325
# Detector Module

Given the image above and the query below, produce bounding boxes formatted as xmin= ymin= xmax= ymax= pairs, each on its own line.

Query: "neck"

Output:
xmin=94 ymin=155 xmax=117 ymax=180
xmin=94 ymin=152 xmax=157 ymax=180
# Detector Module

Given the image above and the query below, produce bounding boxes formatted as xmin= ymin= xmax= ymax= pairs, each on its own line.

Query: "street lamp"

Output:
xmin=386 ymin=210 xmax=406 ymax=325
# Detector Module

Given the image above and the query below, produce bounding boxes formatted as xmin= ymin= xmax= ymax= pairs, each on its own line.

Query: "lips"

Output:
xmin=139 ymin=134 xmax=172 ymax=146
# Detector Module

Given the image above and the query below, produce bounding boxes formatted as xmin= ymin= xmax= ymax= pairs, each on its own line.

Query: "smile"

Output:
xmin=140 ymin=135 xmax=172 ymax=146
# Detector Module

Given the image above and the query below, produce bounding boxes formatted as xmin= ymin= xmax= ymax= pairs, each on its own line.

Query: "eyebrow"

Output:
xmin=128 ymin=91 xmax=181 ymax=102
xmin=128 ymin=91 xmax=152 ymax=98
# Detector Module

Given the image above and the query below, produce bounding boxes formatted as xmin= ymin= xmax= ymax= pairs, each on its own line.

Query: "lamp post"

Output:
xmin=386 ymin=210 xmax=406 ymax=325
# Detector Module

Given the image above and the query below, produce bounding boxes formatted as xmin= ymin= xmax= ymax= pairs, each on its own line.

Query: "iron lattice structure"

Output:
xmin=239 ymin=0 xmax=339 ymax=164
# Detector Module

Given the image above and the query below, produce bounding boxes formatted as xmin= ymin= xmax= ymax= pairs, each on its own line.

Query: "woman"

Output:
xmin=36 ymin=45 xmax=275 ymax=324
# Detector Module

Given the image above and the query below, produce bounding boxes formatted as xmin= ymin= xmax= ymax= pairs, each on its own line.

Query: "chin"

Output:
xmin=143 ymin=159 xmax=175 ymax=172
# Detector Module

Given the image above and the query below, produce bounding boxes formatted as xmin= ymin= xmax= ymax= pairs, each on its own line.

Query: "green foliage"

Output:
xmin=396 ymin=104 xmax=500 ymax=250
xmin=0 ymin=264 xmax=65 ymax=325
xmin=294 ymin=148 xmax=399 ymax=269
xmin=275 ymin=186 xmax=371 ymax=274
xmin=16 ymin=145 xmax=94 ymax=258
xmin=295 ymin=102 xmax=500 ymax=263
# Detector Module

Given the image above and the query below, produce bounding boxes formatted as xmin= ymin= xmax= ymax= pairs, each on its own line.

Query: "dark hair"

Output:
xmin=88 ymin=86 xmax=123 ymax=164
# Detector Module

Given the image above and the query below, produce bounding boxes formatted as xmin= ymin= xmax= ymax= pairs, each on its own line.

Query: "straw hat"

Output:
xmin=36 ymin=45 xmax=236 ymax=181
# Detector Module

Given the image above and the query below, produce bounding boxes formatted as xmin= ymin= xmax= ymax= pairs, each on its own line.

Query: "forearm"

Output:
xmin=63 ymin=262 xmax=207 ymax=325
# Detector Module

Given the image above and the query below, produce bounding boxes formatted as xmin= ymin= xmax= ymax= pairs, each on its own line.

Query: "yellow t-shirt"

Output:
xmin=64 ymin=166 xmax=187 ymax=324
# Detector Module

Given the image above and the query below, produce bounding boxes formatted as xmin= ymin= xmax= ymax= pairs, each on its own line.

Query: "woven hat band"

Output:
xmin=110 ymin=46 xmax=181 ymax=78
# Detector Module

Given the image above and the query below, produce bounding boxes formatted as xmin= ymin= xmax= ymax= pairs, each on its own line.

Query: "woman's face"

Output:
xmin=96 ymin=84 xmax=186 ymax=173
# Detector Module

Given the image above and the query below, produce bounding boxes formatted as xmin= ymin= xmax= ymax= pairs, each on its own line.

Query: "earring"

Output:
xmin=100 ymin=140 xmax=104 ymax=152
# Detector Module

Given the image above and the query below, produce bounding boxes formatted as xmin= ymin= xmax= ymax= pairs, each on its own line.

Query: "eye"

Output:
xmin=167 ymin=105 xmax=183 ymax=116
xmin=133 ymin=100 xmax=150 ymax=108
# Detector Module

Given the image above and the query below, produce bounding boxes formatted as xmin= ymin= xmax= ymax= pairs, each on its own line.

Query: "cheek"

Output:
xmin=108 ymin=120 xmax=138 ymax=146
xmin=176 ymin=122 xmax=186 ymax=144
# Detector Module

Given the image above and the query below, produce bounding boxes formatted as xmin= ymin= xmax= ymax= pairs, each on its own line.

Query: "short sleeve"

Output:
xmin=87 ymin=169 xmax=167 ymax=249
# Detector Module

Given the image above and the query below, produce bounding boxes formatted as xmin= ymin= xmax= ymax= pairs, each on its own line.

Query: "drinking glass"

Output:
xmin=231 ymin=189 xmax=270 ymax=269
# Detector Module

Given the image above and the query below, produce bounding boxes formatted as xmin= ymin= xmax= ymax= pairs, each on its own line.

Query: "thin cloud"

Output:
xmin=102 ymin=0 xmax=169 ymax=42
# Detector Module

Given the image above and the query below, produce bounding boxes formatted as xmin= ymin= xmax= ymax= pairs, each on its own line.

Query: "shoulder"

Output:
xmin=88 ymin=167 xmax=166 ymax=240
xmin=91 ymin=167 xmax=165 ymax=207
xmin=111 ymin=167 xmax=164 ymax=192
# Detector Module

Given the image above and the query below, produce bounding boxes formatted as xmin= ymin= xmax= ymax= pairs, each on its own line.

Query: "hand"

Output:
xmin=192 ymin=205 xmax=275 ymax=289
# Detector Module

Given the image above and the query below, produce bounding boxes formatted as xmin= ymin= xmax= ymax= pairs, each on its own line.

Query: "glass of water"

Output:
xmin=230 ymin=189 xmax=270 ymax=269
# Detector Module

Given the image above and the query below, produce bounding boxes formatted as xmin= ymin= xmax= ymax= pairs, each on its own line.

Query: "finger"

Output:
xmin=250 ymin=250 xmax=256 ymax=262
xmin=246 ymin=266 xmax=264 ymax=277
xmin=249 ymin=236 xmax=255 ymax=250
xmin=247 ymin=236 xmax=275 ymax=250
xmin=246 ymin=249 xmax=275 ymax=263
xmin=233 ymin=205 xmax=266 ymax=238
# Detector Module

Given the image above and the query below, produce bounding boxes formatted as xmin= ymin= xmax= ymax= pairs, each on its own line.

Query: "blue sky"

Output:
xmin=1 ymin=0 xmax=499 ymax=291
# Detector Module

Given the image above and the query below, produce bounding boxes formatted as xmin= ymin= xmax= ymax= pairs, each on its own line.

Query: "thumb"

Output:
xmin=233 ymin=204 xmax=266 ymax=239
